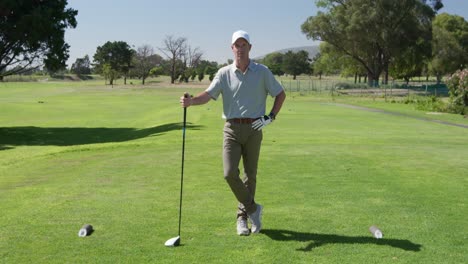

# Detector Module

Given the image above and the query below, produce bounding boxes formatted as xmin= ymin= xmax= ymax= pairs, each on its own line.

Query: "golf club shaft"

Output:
xmin=178 ymin=103 xmax=187 ymax=237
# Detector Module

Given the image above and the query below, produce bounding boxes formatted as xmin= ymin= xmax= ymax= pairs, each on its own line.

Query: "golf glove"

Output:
xmin=252 ymin=113 xmax=275 ymax=131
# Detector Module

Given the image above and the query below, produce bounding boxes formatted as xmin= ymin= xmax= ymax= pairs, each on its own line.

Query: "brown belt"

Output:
xmin=227 ymin=118 xmax=258 ymax=124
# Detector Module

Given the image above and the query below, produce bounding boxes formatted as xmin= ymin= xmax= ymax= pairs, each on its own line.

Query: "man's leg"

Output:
xmin=237 ymin=128 xmax=263 ymax=217
xmin=223 ymin=122 xmax=256 ymax=214
xmin=223 ymin=122 xmax=255 ymax=235
xmin=242 ymin=128 xmax=263 ymax=233
xmin=242 ymin=128 xmax=262 ymax=198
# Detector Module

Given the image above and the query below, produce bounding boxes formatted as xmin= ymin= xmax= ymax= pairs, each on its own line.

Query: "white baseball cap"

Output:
xmin=231 ymin=30 xmax=251 ymax=44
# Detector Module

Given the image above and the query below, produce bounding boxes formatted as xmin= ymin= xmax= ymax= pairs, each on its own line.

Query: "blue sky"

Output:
xmin=65 ymin=0 xmax=468 ymax=67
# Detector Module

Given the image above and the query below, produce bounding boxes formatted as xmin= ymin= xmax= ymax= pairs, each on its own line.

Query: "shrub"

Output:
xmin=446 ymin=69 xmax=468 ymax=115
xmin=414 ymin=95 xmax=446 ymax=112
xmin=334 ymin=82 xmax=353 ymax=89
xmin=334 ymin=82 xmax=367 ymax=89
xmin=401 ymin=95 xmax=446 ymax=112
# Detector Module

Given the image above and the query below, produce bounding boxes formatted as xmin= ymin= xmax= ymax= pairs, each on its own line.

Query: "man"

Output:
xmin=180 ymin=30 xmax=286 ymax=236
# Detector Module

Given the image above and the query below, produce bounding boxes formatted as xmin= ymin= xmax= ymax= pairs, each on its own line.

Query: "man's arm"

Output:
xmin=270 ymin=90 xmax=286 ymax=118
xmin=252 ymin=91 xmax=286 ymax=130
xmin=180 ymin=91 xmax=212 ymax=108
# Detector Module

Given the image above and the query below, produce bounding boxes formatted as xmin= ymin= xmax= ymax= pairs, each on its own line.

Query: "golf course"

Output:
xmin=0 ymin=77 xmax=466 ymax=263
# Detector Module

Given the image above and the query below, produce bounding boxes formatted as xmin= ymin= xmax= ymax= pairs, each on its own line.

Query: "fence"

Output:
xmin=280 ymin=79 xmax=449 ymax=99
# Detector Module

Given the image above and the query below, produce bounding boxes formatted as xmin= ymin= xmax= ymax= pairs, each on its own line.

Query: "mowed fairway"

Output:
xmin=0 ymin=80 xmax=466 ymax=263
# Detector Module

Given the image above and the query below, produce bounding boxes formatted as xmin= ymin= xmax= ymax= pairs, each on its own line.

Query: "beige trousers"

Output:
xmin=223 ymin=121 xmax=263 ymax=218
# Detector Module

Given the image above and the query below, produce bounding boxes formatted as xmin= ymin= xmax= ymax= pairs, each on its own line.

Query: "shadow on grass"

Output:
xmin=0 ymin=123 xmax=201 ymax=150
xmin=261 ymin=229 xmax=422 ymax=252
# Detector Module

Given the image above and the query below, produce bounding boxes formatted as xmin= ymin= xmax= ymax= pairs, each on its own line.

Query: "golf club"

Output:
xmin=165 ymin=93 xmax=188 ymax=247
xmin=369 ymin=225 xmax=383 ymax=239
xmin=78 ymin=224 xmax=93 ymax=237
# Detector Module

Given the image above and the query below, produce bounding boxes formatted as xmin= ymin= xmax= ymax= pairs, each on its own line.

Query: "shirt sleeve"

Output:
xmin=205 ymin=70 xmax=222 ymax=100
xmin=265 ymin=69 xmax=284 ymax=97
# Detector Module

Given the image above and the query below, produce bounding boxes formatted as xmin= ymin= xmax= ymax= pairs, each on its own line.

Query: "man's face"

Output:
xmin=231 ymin=38 xmax=251 ymax=61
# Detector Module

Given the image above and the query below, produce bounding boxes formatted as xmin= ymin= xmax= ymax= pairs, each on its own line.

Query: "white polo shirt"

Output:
xmin=206 ymin=61 xmax=284 ymax=119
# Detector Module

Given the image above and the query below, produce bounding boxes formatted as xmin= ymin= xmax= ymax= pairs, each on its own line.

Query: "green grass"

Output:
xmin=0 ymin=80 xmax=467 ymax=263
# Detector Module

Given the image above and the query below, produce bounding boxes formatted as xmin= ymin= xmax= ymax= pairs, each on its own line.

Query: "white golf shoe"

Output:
xmin=237 ymin=216 xmax=250 ymax=236
xmin=248 ymin=204 xmax=263 ymax=233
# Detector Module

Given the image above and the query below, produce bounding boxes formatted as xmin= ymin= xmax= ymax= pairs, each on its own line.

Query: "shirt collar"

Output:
xmin=230 ymin=60 xmax=258 ymax=74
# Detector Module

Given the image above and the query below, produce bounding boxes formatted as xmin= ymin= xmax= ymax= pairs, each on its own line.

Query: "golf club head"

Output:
xmin=78 ymin=224 xmax=94 ymax=237
xmin=369 ymin=225 xmax=383 ymax=239
xmin=164 ymin=236 xmax=180 ymax=247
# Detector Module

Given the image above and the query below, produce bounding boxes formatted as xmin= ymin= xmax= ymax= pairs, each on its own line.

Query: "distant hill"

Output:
xmin=254 ymin=46 xmax=319 ymax=61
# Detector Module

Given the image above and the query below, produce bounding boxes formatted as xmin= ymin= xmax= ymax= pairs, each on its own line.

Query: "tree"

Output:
xmin=102 ymin=64 xmax=119 ymax=86
xmin=0 ymin=0 xmax=77 ymax=80
xmin=433 ymin=13 xmax=468 ymax=51
xmin=302 ymin=0 xmax=437 ymax=86
xmin=93 ymin=41 xmax=134 ymax=85
xmin=389 ymin=45 xmax=427 ymax=84
xmin=429 ymin=27 xmax=465 ymax=83
xmin=186 ymin=46 xmax=203 ymax=69
xmin=132 ymin=44 xmax=163 ymax=84
xmin=429 ymin=13 xmax=468 ymax=82
xmin=70 ymin=55 xmax=91 ymax=76
xmin=180 ymin=45 xmax=203 ymax=83
xmin=149 ymin=66 xmax=164 ymax=78
xmin=313 ymin=43 xmax=343 ymax=78
xmin=198 ymin=71 xmax=205 ymax=82
xmin=423 ymin=0 xmax=443 ymax=10
xmin=195 ymin=60 xmax=217 ymax=82
xmin=159 ymin=36 xmax=187 ymax=84
xmin=205 ymin=64 xmax=218 ymax=81
xmin=282 ymin=51 xmax=311 ymax=79
xmin=261 ymin=52 xmax=284 ymax=75
xmin=310 ymin=42 xmax=366 ymax=81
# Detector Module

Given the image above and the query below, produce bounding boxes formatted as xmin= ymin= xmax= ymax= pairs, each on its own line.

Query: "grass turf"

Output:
xmin=0 ymin=80 xmax=467 ymax=263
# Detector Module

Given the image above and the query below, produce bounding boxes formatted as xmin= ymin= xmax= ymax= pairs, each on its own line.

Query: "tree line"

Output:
xmin=70 ymin=39 xmax=314 ymax=85
xmin=1 ymin=0 xmax=467 ymax=87
xmin=301 ymin=0 xmax=468 ymax=86
xmin=71 ymin=37 xmax=219 ymax=85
